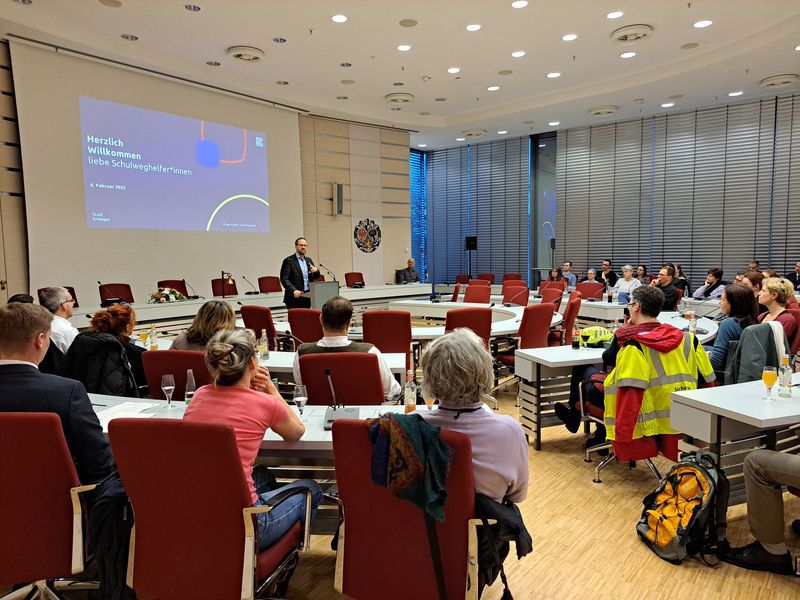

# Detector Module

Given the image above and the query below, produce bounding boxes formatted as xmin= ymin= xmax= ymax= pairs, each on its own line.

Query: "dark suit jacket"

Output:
xmin=787 ymin=272 xmax=800 ymax=290
xmin=280 ymin=253 xmax=321 ymax=305
xmin=397 ymin=267 xmax=421 ymax=283
xmin=0 ymin=363 xmax=115 ymax=484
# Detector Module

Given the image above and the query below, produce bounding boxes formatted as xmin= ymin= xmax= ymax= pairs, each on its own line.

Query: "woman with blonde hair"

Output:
xmin=757 ymin=277 xmax=797 ymax=344
xmin=173 ymin=300 xmax=236 ymax=351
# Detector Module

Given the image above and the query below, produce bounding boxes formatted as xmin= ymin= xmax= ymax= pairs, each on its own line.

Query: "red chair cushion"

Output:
xmin=497 ymin=353 xmax=515 ymax=366
xmin=257 ymin=521 xmax=301 ymax=580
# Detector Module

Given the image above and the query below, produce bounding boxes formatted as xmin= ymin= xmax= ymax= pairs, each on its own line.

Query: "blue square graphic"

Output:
xmin=195 ymin=139 xmax=220 ymax=168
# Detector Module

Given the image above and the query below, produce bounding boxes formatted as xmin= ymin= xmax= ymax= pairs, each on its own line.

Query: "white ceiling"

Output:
xmin=1 ymin=0 xmax=799 ymax=149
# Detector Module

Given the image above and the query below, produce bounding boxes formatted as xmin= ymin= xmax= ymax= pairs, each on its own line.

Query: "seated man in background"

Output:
xmin=397 ymin=257 xmax=421 ymax=283
xmin=562 ymin=260 xmax=577 ymax=287
xmin=599 ymin=259 xmax=618 ymax=289
xmin=748 ymin=260 xmax=760 ymax=272
xmin=39 ymin=286 xmax=79 ymax=354
xmin=722 ymin=449 xmax=798 ymax=575
xmin=579 ymin=268 xmax=599 ymax=284
xmin=692 ymin=268 xmax=725 ymax=299
xmin=6 ymin=293 xmax=34 ymax=304
xmin=0 ymin=302 xmax=115 ymax=485
xmin=649 ymin=264 xmax=679 ymax=311
xmin=786 ymin=261 xmax=800 ymax=291
xmin=292 ymin=296 xmax=401 ymax=399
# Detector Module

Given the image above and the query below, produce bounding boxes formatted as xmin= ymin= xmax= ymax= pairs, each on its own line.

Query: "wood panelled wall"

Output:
xmin=0 ymin=41 xmax=27 ymax=302
xmin=299 ymin=115 xmax=410 ymax=284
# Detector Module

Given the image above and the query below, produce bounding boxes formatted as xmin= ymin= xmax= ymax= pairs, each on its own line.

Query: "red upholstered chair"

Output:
xmin=0 ymin=413 xmax=96 ymax=597
xmin=538 ymin=280 xmax=554 ymax=291
xmin=502 ymin=286 xmax=529 ymax=306
xmin=109 ymin=419 xmax=311 ymax=600
xmin=787 ymin=309 xmax=800 ymax=360
xmin=241 ymin=305 xmax=280 ymax=351
xmin=344 ymin=272 xmax=365 ymax=288
xmin=445 ymin=307 xmax=492 ymax=348
xmin=787 ymin=295 xmax=799 ymax=310
xmin=539 ymin=287 xmax=563 ymax=312
xmin=98 ymin=282 xmax=134 ymax=304
xmin=142 ymin=350 xmax=211 ymax=400
xmin=156 ymin=279 xmax=189 ymax=297
xmin=503 ymin=273 xmax=522 ymax=282
xmin=454 ymin=273 xmax=471 ymax=284
xmin=477 ymin=273 xmax=496 ymax=284
xmin=549 ymin=297 xmax=582 ymax=346
xmin=496 ymin=304 xmax=553 ymax=368
xmin=317 ymin=274 xmax=326 ymax=282
xmin=669 ymin=288 xmax=684 ymax=311
xmin=332 ymin=420 xmax=479 ymax=600
xmin=288 ymin=308 xmax=323 ymax=345
xmin=37 ymin=286 xmax=80 ymax=308
xmin=298 ymin=353 xmax=385 ymax=405
xmin=502 ymin=279 xmax=527 ymax=292
xmin=450 ymin=283 xmax=461 ymax=302
xmin=362 ymin=310 xmax=413 ymax=371
xmin=257 ymin=276 xmax=282 ymax=293
xmin=575 ymin=281 xmax=604 ymax=300
xmin=469 ymin=279 xmax=491 ymax=287
xmin=463 ymin=285 xmax=491 ymax=304
xmin=568 ymin=290 xmax=583 ymax=303
xmin=211 ymin=277 xmax=239 ymax=297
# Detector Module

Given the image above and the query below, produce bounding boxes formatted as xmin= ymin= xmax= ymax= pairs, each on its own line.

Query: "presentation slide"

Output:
xmin=79 ymin=96 xmax=270 ymax=232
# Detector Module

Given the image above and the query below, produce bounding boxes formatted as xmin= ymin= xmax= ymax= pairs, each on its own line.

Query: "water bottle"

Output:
xmin=148 ymin=325 xmax=158 ymax=350
xmin=258 ymin=333 xmax=269 ymax=361
xmin=185 ymin=369 xmax=196 ymax=405
xmin=404 ymin=369 xmax=417 ymax=413
xmin=678 ymin=297 xmax=686 ymax=316
xmin=612 ymin=289 xmax=619 ymax=304
xmin=777 ymin=355 xmax=792 ymax=398
xmin=688 ymin=316 xmax=698 ymax=334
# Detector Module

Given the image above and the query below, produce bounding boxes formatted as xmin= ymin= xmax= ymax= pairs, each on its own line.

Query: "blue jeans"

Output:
xmin=253 ymin=469 xmax=322 ymax=550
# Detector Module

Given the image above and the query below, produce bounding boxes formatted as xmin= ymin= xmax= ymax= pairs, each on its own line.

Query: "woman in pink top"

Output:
xmin=184 ymin=329 xmax=321 ymax=549
xmin=757 ymin=277 xmax=797 ymax=346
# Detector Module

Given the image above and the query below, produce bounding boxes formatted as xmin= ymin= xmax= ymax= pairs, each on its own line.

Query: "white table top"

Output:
xmin=682 ymin=298 xmax=723 ymax=319
xmin=671 ymin=372 xmax=800 ymax=429
xmin=256 ymin=350 xmax=406 ymax=374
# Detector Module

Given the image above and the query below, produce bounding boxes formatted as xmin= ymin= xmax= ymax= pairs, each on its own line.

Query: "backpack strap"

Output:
xmin=423 ymin=513 xmax=448 ymax=600
xmin=476 ymin=497 xmax=514 ymax=600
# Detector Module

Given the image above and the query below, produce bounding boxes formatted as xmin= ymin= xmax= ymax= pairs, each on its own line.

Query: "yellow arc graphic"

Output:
xmin=206 ymin=194 xmax=270 ymax=231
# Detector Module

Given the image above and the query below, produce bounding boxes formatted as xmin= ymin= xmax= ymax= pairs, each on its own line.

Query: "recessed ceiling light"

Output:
xmin=339 ymin=62 xmax=352 ymax=68
xmin=693 ymin=20 xmax=713 ymax=28
xmin=399 ymin=19 xmax=418 ymax=28
xmin=728 ymin=90 xmax=744 ymax=97
xmin=794 ymin=44 xmax=800 ymax=52
xmin=511 ymin=50 xmax=526 ymax=58
xmin=15 ymin=0 xmax=32 ymax=4
xmin=272 ymin=37 xmax=287 ymax=44
xmin=418 ymin=144 xmax=427 ymax=148
xmin=619 ymin=51 xmax=637 ymax=59
xmin=606 ymin=11 xmax=624 ymax=19
xmin=511 ymin=0 xmax=528 ymax=8
xmin=661 ymin=102 xmax=675 ymax=108
xmin=98 ymin=0 xmax=123 ymax=6
xmin=184 ymin=4 xmax=201 ymax=11
xmin=633 ymin=98 xmax=645 ymax=103
xmin=390 ymin=107 xmax=401 ymax=111
xmin=332 ymin=14 xmax=348 ymax=23
xmin=466 ymin=24 xmax=482 ymax=32
xmin=206 ymin=60 xmax=221 ymax=66
xmin=336 ymin=96 xmax=348 ymax=100
xmin=456 ymin=137 xmax=466 ymax=141
xmin=435 ymin=97 xmax=447 ymax=102
xmin=393 ymin=82 xmax=404 ymax=86
xmin=276 ymin=81 xmax=289 ymax=85
xmin=668 ymin=94 xmax=683 ymax=100
xmin=546 ymin=72 xmax=561 ymax=78
xmin=548 ymin=121 xmax=560 ymax=126
xmin=397 ymin=44 xmax=412 ymax=52
xmin=487 ymin=85 xmax=500 ymax=92
xmin=121 ymin=34 xmax=139 ymax=41
xmin=498 ymin=69 xmax=513 ymax=76
xmin=681 ymin=42 xmax=700 ymax=50
xmin=562 ymin=33 xmax=578 ymax=42
xmin=448 ymin=67 xmax=461 ymax=74
xmin=539 ymin=144 xmax=546 ymax=148
xmin=497 ymin=130 xmax=508 ymax=134
xmin=340 ymin=79 xmax=355 ymax=85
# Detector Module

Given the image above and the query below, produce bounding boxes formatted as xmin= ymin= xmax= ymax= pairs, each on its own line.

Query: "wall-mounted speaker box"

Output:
xmin=465 ymin=236 xmax=478 ymax=251
xmin=332 ymin=182 xmax=344 ymax=216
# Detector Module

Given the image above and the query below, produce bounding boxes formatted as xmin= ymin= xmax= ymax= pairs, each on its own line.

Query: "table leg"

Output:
xmin=535 ymin=363 xmax=542 ymax=451
xmin=712 ymin=414 xmax=722 ymax=462
xmin=765 ymin=428 xmax=777 ymax=451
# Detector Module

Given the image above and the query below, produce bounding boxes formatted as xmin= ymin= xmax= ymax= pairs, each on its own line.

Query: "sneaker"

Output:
xmin=721 ymin=541 xmax=795 ymax=576
xmin=792 ymin=520 xmax=800 ymax=538
xmin=553 ymin=402 xmax=581 ymax=433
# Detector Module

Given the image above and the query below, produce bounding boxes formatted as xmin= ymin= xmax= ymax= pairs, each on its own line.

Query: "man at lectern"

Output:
xmin=280 ymin=237 xmax=321 ymax=309
xmin=397 ymin=258 xmax=421 ymax=284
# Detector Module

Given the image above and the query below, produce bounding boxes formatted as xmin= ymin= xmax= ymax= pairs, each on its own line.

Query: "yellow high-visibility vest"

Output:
xmin=604 ymin=331 xmax=714 ymax=441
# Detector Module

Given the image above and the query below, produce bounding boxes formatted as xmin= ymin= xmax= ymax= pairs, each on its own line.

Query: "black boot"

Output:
xmin=721 ymin=541 xmax=795 ymax=576
xmin=553 ymin=402 xmax=581 ymax=433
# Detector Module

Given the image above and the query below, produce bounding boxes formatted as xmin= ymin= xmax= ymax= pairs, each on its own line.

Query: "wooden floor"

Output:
xmin=289 ymin=388 xmax=800 ymax=600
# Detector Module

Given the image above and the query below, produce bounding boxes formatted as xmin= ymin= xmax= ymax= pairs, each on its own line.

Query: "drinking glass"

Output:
xmin=424 ymin=395 xmax=435 ymax=410
xmin=580 ymin=331 xmax=590 ymax=351
xmin=293 ymin=384 xmax=308 ymax=415
xmin=161 ymin=373 xmax=176 ymax=408
xmin=137 ymin=331 xmax=149 ymax=348
xmin=762 ymin=367 xmax=777 ymax=400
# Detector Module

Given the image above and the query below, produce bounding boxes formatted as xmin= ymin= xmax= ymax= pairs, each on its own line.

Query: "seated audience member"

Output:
xmin=722 ymin=449 xmax=798 ymax=575
xmin=548 ymin=267 xmax=564 ymax=282
xmin=636 ymin=264 xmax=650 ymax=284
xmin=0 ymin=303 xmax=114 ymax=485
xmin=64 ymin=305 xmax=145 ymax=397
xmin=416 ymin=328 xmax=528 ymax=504
xmin=762 ymin=269 xmax=780 ymax=279
xmin=611 ymin=264 xmax=642 ymax=303
xmin=38 ymin=286 xmax=79 ymax=354
xmin=757 ymin=277 xmax=797 ymax=343
xmin=7 ymin=293 xmax=34 ymax=304
xmin=649 ymin=265 xmax=679 ymax=311
xmin=579 ymin=268 xmax=599 ymax=283
xmin=748 ymin=260 xmax=760 ymax=271
xmin=172 ymin=299 xmax=237 ymax=351
xmin=734 ymin=271 xmax=746 ymax=284
xmin=673 ymin=264 xmax=690 ymax=293
xmin=562 ymin=260 xmax=577 ymax=287
xmin=184 ymin=329 xmax=322 ymax=550
xmin=599 ymin=259 xmax=618 ymax=289
xmin=705 ymin=284 xmax=758 ymax=373
xmin=8 ymin=293 xmax=63 ymax=374
xmin=692 ymin=268 xmax=725 ymax=299
xmin=786 ymin=261 xmax=800 ymax=291
xmin=397 ymin=258 xmax=421 ymax=283
xmin=741 ymin=270 xmax=766 ymax=311
xmin=292 ymin=296 xmax=401 ymax=399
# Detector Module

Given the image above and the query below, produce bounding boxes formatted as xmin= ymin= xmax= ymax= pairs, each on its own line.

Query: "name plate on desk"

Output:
xmin=323 ymin=406 xmax=360 ymax=430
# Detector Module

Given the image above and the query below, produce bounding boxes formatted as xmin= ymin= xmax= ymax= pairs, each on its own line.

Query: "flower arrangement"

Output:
xmin=147 ymin=287 xmax=187 ymax=304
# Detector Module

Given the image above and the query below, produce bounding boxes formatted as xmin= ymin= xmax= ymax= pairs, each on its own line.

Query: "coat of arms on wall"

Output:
xmin=353 ymin=218 xmax=381 ymax=253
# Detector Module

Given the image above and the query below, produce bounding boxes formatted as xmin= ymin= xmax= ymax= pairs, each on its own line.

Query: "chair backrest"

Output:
xmin=502 ymin=279 xmax=527 ymax=291
xmin=445 ymin=307 xmax=492 ymax=346
xmin=676 ymin=288 xmax=685 ymax=302
xmin=454 ymin=273 xmax=471 ymax=284
xmin=288 ymin=308 xmax=323 ymax=344
xmin=362 ymin=310 xmax=413 ymax=370
xmin=560 ymin=298 xmax=582 ymax=344
xmin=539 ymin=287 xmax=563 ymax=311
xmin=517 ymin=304 xmax=553 ymax=349
xmin=469 ymin=279 xmax=491 ymax=287
xmin=449 ymin=282 xmax=461 ymax=303
xmin=463 ymin=285 xmax=491 ymax=304
xmin=503 ymin=273 xmax=522 ymax=282
xmin=541 ymin=280 xmax=567 ymax=292
xmin=344 ymin=272 xmax=365 ymax=287
xmin=156 ymin=279 xmax=189 ymax=297
xmin=568 ymin=290 xmax=583 ymax=303
xmin=317 ymin=273 xmax=326 ymax=282
xmin=257 ymin=276 xmax=282 ymax=293
xmin=332 ymin=420 xmax=475 ymax=600
xmin=37 ymin=286 xmax=79 ymax=308
xmin=99 ymin=282 xmax=134 ymax=303
xmin=298 ymin=353 xmax=385 ymax=405
xmin=241 ymin=305 xmax=279 ymax=350
xmin=539 ymin=280 xmax=555 ymax=291
xmin=0 ymin=413 xmax=79 ymax=584
xmin=109 ymin=419 xmax=253 ymax=600
xmin=787 ymin=295 xmax=799 ymax=310
xmin=575 ymin=281 xmax=604 ymax=300
xmin=788 ymin=308 xmax=800 ymax=355
xmin=211 ymin=278 xmax=238 ymax=297
xmin=142 ymin=350 xmax=211 ymax=400
xmin=477 ymin=273 xmax=496 ymax=284
xmin=502 ymin=286 xmax=530 ymax=306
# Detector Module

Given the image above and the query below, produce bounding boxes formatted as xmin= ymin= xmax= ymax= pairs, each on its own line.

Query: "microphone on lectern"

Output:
xmin=318 ymin=262 xmax=337 ymax=281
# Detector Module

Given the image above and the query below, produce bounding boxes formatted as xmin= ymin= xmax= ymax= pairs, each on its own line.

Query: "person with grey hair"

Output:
xmin=579 ymin=268 xmax=598 ymax=283
xmin=38 ymin=286 xmax=79 ymax=354
xmin=611 ymin=264 xmax=643 ymax=304
xmin=184 ymin=328 xmax=322 ymax=551
xmin=416 ymin=328 xmax=528 ymax=504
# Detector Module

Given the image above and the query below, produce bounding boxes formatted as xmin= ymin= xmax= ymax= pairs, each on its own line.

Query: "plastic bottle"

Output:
xmin=258 ymin=333 xmax=269 ymax=361
xmin=404 ymin=369 xmax=417 ymax=413
xmin=185 ymin=369 xmax=196 ymax=405
xmin=149 ymin=325 xmax=158 ymax=350
xmin=777 ymin=354 xmax=792 ymax=398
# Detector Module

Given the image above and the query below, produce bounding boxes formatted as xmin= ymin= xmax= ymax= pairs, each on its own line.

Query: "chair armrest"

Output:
xmin=69 ymin=484 xmax=97 ymax=574
xmin=465 ymin=518 xmax=498 ymax=600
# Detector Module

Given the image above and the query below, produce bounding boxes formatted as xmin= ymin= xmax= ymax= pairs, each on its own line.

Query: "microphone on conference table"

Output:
xmin=97 ymin=280 xmax=123 ymax=308
xmin=283 ymin=329 xmax=306 ymax=351
xmin=324 ymin=368 xmax=342 ymax=409
xmin=317 ymin=262 xmax=336 ymax=281
xmin=184 ymin=280 xmax=202 ymax=300
xmin=242 ymin=275 xmax=260 ymax=295
xmin=504 ymin=288 xmax=530 ymax=307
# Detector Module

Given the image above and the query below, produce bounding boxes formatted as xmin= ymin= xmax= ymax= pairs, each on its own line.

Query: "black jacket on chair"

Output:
xmin=63 ymin=332 xmax=139 ymax=398
xmin=280 ymin=253 xmax=321 ymax=306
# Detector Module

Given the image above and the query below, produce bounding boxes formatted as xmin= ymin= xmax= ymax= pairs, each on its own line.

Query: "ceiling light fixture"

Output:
xmin=98 ymin=0 xmax=123 ymax=6
xmin=681 ymin=42 xmax=699 ymax=50
xmin=456 ymin=137 xmax=466 ymax=141
xmin=539 ymin=144 xmax=546 ymax=148
xmin=15 ymin=0 xmax=32 ymax=4
xmin=339 ymin=62 xmax=352 ymax=68
xmin=693 ymin=20 xmax=713 ymax=28
xmin=794 ymin=44 xmax=800 ymax=52
xmin=466 ymin=24 xmax=482 ymax=32
xmin=511 ymin=50 xmax=526 ymax=58
xmin=548 ymin=121 xmax=560 ymax=126
xmin=448 ymin=67 xmax=461 ymax=74
xmin=511 ymin=0 xmax=528 ymax=8
xmin=487 ymin=85 xmax=500 ymax=91
xmin=498 ymin=69 xmax=513 ymax=75
xmin=272 ymin=37 xmax=286 ymax=44
xmin=661 ymin=102 xmax=675 ymax=108
xmin=435 ymin=97 xmax=447 ymax=102
xmin=393 ymin=82 xmax=404 ymax=86
xmin=336 ymin=96 xmax=348 ymax=100
xmin=390 ymin=107 xmax=401 ymax=111
xmin=332 ymin=14 xmax=348 ymax=23
xmin=184 ymin=4 xmax=201 ymax=11
xmin=728 ymin=90 xmax=744 ymax=97
xmin=497 ymin=130 xmax=508 ymax=134
xmin=399 ymin=19 xmax=418 ymax=28
xmin=606 ymin=11 xmax=624 ymax=19
xmin=341 ymin=79 xmax=355 ymax=85
xmin=418 ymin=144 xmax=427 ymax=148
xmin=121 ymin=34 xmax=139 ymax=41
xmin=206 ymin=60 xmax=220 ymax=66
xmin=619 ymin=51 xmax=637 ymax=59
xmin=562 ymin=33 xmax=578 ymax=41
xmin=276 ymin=81 xmax=289 ymax=85
xmin=397 ymin=44 xmax=412 ymax=52
xmin=546 ymin=72 xmax=561 ymax=78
